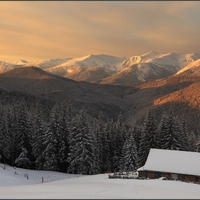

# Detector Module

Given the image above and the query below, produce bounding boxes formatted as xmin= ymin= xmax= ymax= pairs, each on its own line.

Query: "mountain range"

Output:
xmin=1 ymin=51 xmax=200 ymax=85
xmin=0 ymin=51 xmax=200 ymax=135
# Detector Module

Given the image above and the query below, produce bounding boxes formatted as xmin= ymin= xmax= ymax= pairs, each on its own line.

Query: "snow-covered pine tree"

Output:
xmin=67 ymin=116 xmax=79 ymax=174
xmin=43 ymin=141 xmax=58 ymax=171
xmin=158 ymin=109 xmax=188 ymax=151
xmin=92 ymin=118 xmax=102 ymax=172
xmin=102 ymin=119 xmax=112 ymax=173
xmin=67 ymin=109 xmax=97 ymax=175
xmin=189 ymin=131 xmax=197 ymax=152
xmin=169 ymin=120 xmax=183 ymax=151
xmin=134 ymin=125 xmax=142 ymax=152
xmin=6 ymin=107 xmax=18 ymax=166
xmin=119 ymin=136 xmax=128 ymax=173
xmin=0 ymin=109 xmax=10 ymax=164
xmin=112 ymin=112 xmax=127 ymax=172
xmin=179 ymin=119 xmax=191 ymax=151
xmin=42 ymin=104 xmax=60 ymax=171
xmin=127 ymin=121 xmax=137 ymax=141
xmin=146 ymin=110 xmax=157 ymax=148
xmin=138 ymin=110 xmax=157 ymax=168
xmin=58 ymin=101 xmax=72 ymax=172
xmin=93 ymin=111 xmax=111 ymax=173
xmin=15 ymin=147 xmax=30 ymax=168
xmin=137 ymin=128 xmax=150 ymax=168
xmin=196 ymin=134 xmax=200 ymax=152
xmin=158 ymin=116 xmax=169 ymax=149
xmin=32 ymin=103 xmax=47 ymax=170
xmin=106 ymin=118 xmax=118 ymax=172
xmin=120 ymin=125 xmax=138 ymax=173
xmin=14 ymin=102 xmax=32 ymax=168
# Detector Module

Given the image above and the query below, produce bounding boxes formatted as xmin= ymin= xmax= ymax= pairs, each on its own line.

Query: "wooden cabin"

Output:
xmin=137 ymin=149 xmax=200 ymax=183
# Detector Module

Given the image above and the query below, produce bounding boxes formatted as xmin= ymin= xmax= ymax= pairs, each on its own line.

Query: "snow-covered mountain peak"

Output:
xmin=122 ymin=56 xmax=141 ymax=66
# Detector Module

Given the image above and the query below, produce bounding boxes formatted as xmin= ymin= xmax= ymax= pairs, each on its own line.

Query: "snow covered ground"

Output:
xmin=0 ymin=163 xmax=200 ymax=199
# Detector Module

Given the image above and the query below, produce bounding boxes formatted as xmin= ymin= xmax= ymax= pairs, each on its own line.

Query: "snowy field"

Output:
xmin=1 ymin=163 xmax=200 ymax=199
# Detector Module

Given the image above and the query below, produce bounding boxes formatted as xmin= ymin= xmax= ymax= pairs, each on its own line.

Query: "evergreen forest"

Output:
xmin=0 ymin=89 xmax=199 ymax=175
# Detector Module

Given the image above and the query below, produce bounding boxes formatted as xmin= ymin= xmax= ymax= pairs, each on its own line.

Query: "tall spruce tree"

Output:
xmin=32 ymin=104 xmax=46 ymax=170
xmin=67 ymin=109 xmax=97 ymax=175
xmin=93 ymin=112 xmax=111 ymax=173
xmin=58 ymin=101 xmax=72 ymax=172
xmin=196 ymin=134 xmax=200 ymax=152
xmin=104 ymin=118 xmax=115 ymax=172
xmin=67 ymin=116 xmax=79 ymax=174
xmin=158 ymin=109 xmax=188 ymax=151
xmin=120 ymin=126 xmax=138 ymax=172
xmin=158 ymin=117 xmax=169 ymax=149
xmin=189 ymin=131 xmax=197 ymax=152
xmin=0 ymin=110 xmax=10 ymax=164
xmin=112 ymin=112 xmax=127 ymax=172
xmin=93 ymin=116 xmax=103 ymax=172
xmin=14 ymin=102 xmax=33 ymax=168
xmin=102 ymin=119 xmax=112 ymax=173
xmin=6 ymin=107 xmax=18 ymax=166
xmin=138 ymin=110 xmax=157 ymax=168
xmin=42 ymin=104 xmax=61 ymax=171
xmin=179 ymin=119 xmax=191 ymax=151
xmin=15 ymin=147 xmax=30 ymax=168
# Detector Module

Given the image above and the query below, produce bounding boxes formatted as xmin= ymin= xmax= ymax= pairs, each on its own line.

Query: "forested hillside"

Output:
xmin=0 ymin=66 xmax=200 ymax=174
xmin=0 ymin=90 xmax=198 ymax=174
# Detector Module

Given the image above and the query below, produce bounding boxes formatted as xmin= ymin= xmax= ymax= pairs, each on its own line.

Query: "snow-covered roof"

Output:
xmin=138 ymin=148 xmax=200 ymax=176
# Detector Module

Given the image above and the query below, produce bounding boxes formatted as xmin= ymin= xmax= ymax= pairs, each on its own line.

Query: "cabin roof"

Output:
xmin=138 ymin=149 xmax=200 ymax=176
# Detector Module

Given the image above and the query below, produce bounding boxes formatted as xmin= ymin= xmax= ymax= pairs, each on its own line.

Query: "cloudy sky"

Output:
xmin=0 ymin=1 xmax=200 ymax=62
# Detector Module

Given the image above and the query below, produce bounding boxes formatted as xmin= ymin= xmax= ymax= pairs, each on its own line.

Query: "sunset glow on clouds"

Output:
xmin=0 ymin=1 xmax=200 ymax=62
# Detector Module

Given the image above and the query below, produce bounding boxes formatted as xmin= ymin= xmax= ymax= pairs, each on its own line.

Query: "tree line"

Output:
xmin=0 ymin=99 xmax=198 ymax=175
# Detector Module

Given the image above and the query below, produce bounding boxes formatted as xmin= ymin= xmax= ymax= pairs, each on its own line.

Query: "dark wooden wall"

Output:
xmin=138 ymin=170 xmax=200 ymax=183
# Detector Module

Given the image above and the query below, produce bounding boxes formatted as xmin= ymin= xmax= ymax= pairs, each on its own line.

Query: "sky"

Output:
xmin=0 ymin=1 xmax=200 ymax=62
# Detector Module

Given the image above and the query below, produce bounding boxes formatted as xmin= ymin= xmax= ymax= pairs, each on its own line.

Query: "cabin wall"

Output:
xmin=138 ymin=170 xmax=171 ymax=179
xmin=138 ymin=170 xmax=200 ymax=183
xmin=138 ymin=170 xmax=147 ymax=178
xmin=178 ymin=174 xmax=200 ymax=183
xmin=160 ymin=172 xmax=171 ymax=180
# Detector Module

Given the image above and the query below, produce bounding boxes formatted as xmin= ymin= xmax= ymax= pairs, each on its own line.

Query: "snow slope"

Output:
xmin=176 ymin=58 xmax=200 ymax=75
xmin=1 ymin=163 xmax=200 ymax=199
xmin=0 ymin=163 xmax=83 ymax=186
